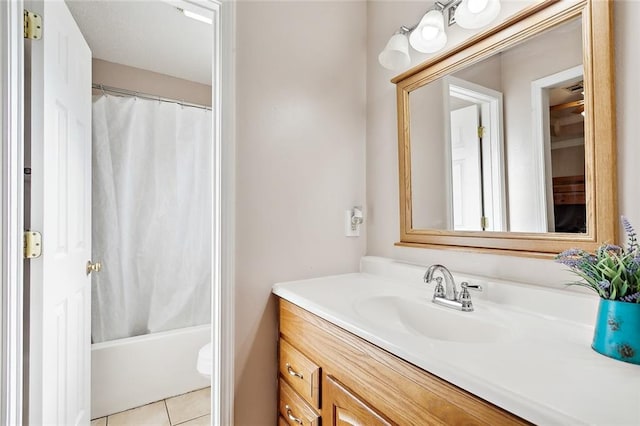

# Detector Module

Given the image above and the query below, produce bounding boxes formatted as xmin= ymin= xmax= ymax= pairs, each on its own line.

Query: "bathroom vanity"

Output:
xmin=273 ymin=257 xmax=640 ymax=425
xmin=278 ymin=299 xmax=526 ymax=425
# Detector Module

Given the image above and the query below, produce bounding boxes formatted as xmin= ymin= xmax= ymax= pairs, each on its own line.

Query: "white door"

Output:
xmin=450 ymin=104 xmax=482 ymax=231
xmin=26 ymin=0 xmax=92 ymax=424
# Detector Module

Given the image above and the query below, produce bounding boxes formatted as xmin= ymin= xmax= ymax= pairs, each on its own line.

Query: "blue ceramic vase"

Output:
xmin=592 ymin=299 xmax=640 ymax=364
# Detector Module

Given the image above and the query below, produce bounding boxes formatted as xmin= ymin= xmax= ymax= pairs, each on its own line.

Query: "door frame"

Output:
xmin=531 ymin=64 xmax=584 ymax=233
xmin=1 ymin=1 xmax=25 ymax=425
xmin=443 ymin=75 xmax=506 ymax=232
xmin=217 ymin=1 xmax=236 ymax=425
xmin=0 ymin=1 xmax=236 ymax=425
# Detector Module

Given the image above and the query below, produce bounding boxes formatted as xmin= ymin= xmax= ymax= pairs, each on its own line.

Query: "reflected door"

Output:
xmin=450 ymin=105 xmax=483 ymax=231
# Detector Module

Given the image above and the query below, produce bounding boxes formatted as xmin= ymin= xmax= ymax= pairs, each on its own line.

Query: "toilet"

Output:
xmin=197 ymin=342 xmax=212 ymax=379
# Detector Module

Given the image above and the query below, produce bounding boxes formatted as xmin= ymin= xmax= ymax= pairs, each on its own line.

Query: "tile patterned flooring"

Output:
xmin=91 ymin=387 xmax=211 ymax=426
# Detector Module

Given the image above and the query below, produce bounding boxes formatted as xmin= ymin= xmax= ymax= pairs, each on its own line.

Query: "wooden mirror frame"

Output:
xmin=393 ymin=0 xmax=616 ymax=258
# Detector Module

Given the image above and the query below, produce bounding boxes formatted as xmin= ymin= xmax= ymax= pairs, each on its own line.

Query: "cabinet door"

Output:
xmin=323 ymin=376 xmax=394 ymax=426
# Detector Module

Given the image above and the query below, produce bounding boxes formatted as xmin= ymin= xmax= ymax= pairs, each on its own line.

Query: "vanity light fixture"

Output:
xmin=378 ymin=0 xmax=502 ymax=70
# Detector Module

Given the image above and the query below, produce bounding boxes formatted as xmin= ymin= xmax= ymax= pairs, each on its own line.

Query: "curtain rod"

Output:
xmin=92 ymin=83 xmax=212 ymax=112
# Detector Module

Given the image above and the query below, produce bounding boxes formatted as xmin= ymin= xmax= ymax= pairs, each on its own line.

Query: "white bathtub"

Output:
xmin=90 ymin=324 xmax=211 ymax=418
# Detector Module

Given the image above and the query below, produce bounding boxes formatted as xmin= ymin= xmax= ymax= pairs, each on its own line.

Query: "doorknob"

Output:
xmin=86 ymin=260 xmax=102 ymax=275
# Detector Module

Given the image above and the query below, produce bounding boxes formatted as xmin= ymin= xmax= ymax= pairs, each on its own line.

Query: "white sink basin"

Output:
xmin=354 ymin=295 xmax=513 ymax=343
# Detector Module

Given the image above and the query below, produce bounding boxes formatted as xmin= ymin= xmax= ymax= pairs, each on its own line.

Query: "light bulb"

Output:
xmin=421 ymin=25 xmax=439 ymax=40
xmin=467 ymin=0 xmax=489 ymax=14
xmin=178 ymin=8 xmax=213 ymax=25
xmin=454 ymin=0 xmax=501 ymax=29
xmin=409 ymin=9 xmax=447 ymax=53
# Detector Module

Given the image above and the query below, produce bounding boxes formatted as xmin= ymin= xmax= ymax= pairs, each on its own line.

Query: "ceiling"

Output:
xmin=66 ymin=0 xmax=213 ymax=85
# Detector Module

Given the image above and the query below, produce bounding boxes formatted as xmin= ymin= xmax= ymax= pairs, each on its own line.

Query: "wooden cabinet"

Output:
xmin=553 ymin=175 xmax=586 ymax=205
xmin=323 ymin=375 xmax=393 ymax=426
xmin=278 ymin=416 xmax=289 ymax=426
xmin=277 ymin=298 xmax=530 ymax=426
xmin=278 ymin=378 xmax=320 ymax=426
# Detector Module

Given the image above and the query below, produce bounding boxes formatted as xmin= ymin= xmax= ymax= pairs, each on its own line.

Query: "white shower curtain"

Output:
xmin=91 ymin=94 xmax=212 ymax=343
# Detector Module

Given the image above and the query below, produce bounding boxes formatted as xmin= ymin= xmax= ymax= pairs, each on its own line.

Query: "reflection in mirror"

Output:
xmin=534 ymin=68 xmax=585 ymax=233
xmin=447 ymin=76 xmax=505 ymax=232
xmin=409 ymin=17 xmax=584 ymax=234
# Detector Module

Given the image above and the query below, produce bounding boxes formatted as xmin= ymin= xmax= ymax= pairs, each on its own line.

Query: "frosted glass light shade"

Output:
xmin=455 ymin=0 xmax=501 ymax=29
xmin=409 ymin=9 xmax=448 ymax=54
xmin=378 ymin=33 xmax=411 ymax=70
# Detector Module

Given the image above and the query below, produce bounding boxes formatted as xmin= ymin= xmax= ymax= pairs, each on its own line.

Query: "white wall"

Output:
xmin=613 ymin=0 xmax=640 ymax=234
xmin=453 ymin=53 xmax=503 ymax=92
xmin=410 ymin=78 xmax=448 ymax=229
xmin=234 ymin=1 xmax=366 ymax=424
xmin=552 ymin=145 xmax=585 ymax=177
xmin=366 ymin=0 xmax=636 ymax=287
xmin=92 ymin=59 xmax=212 ymax=107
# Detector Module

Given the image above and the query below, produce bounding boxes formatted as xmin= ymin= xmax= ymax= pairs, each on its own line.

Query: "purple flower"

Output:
xmin=556 ymin=257 xmax=583 ymax=269
xmin=628 ymin=255 xmax=640 ymax=273
xmin=622 ymin=216 xmax=638 ymax=253
xmin=558 ymin=248 xmax=589 ymax=258
xmin=597 ymin=280 xmax=611 ymax=297
xmin=621 ymin=292 xmax=640 ymax=302
xmin=598 ymin=244 xmax=623 ymax=256
xmin=557 ymin=249 xmax=590 ymax=266
xmin=583 ymin=269 xmax=599 ymax=281
xmin=598 ymin=280 xmax=611 ymax=290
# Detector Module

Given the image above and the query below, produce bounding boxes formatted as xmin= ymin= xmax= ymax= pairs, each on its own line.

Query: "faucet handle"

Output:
xmin=459 ymin=285 xmax=474 ymax=312
xmin=433 ymin=276 xmax=445 ymax=298
xmin=461 ymin=282 xmax=482 ymax=292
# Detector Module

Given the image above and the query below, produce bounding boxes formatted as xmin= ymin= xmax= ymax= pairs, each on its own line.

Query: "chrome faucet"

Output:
xmin=423 ymin=264 xmax=481 ymax=312
xmin=424 ymin=264 xmax=457 ymax=300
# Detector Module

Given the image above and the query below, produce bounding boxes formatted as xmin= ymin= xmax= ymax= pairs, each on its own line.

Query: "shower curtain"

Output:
xmin=91 ymin=94 xmax=212 ymax=343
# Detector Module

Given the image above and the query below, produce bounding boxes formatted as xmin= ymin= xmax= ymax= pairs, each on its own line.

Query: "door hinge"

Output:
xmin=24 ymin=231 xmax=42 ymax=259
xmin=24 ymin=10 xmax=42 ymax=40
xmin=477 ymin=126 xmax=485 ymax=139
xmin=480 ymin=216 xmax=489 ymax=230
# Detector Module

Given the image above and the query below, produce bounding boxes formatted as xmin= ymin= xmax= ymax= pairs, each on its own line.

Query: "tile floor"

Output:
xmin=91 ymin=387 xmax=211 ymax=426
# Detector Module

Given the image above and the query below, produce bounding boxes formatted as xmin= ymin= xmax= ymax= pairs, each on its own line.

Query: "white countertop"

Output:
xmin=272 ymin=257 xmax=640 ymax=426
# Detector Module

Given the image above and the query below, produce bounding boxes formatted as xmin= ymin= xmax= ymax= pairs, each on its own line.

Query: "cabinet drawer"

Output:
xmin=279 ymin=339 xmax=321 ymax=408
xmin=279 ymin=378 xmax=320 ymax=426
xmin=278 ymin=415 xmax=289 ymax=426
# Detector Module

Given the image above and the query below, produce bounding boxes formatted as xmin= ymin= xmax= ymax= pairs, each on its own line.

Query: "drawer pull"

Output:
xmin=286 ymin=363 xmax=304 ymax=379
xmin=285 ymin=405 xmax=303 ymax=425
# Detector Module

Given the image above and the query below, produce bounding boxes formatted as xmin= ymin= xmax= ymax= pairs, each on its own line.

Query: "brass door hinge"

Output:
xmin=24 ymin=231 xmax=42 ymax=259
xmin=477 ymin=126 xmax=485 ymax=139
xmin=480 ymin=216 xmax=489 ymax=230
xmin=24 ymin=10 xmax=42 ymax=40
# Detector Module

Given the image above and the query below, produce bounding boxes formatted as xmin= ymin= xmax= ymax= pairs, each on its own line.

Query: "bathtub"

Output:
xmin=90 ymin=324 xmax=211 ymax=418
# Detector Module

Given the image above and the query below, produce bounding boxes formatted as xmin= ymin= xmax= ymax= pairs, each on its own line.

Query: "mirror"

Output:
xmin=394 ymin=0 xmax=617 ymax=255
xmin=410 ymin=18 xmax=583 ymax=233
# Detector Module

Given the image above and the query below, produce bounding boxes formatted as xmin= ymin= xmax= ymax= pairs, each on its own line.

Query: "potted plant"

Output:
xmin=556 ymin=216 xmax=640 ymax=365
